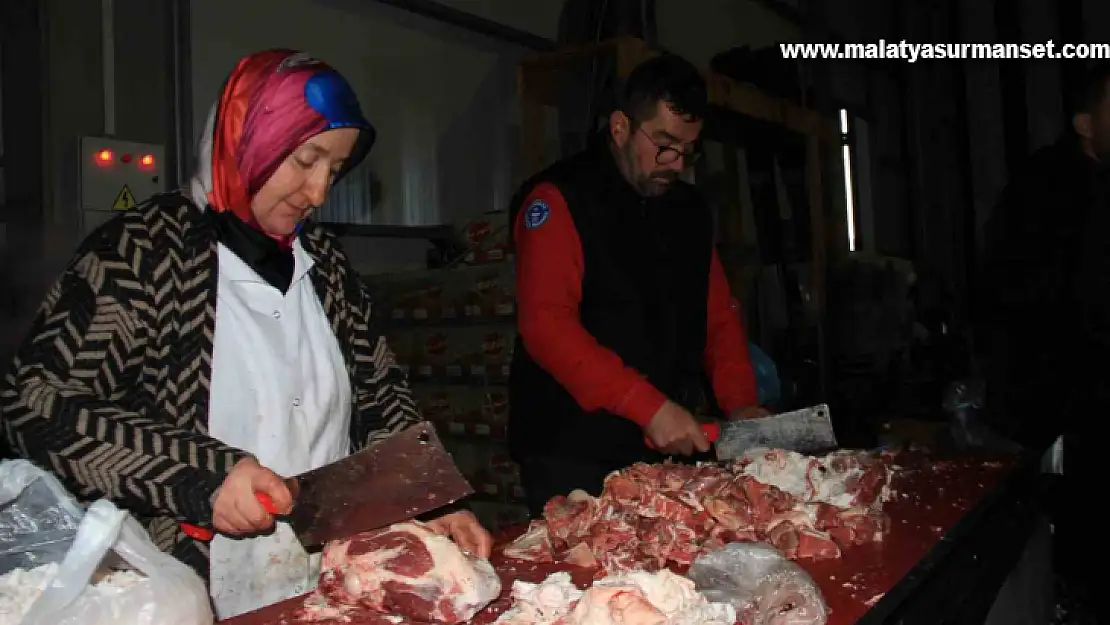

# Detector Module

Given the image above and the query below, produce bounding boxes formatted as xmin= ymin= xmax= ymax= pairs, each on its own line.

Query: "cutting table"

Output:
xmin=222 ymin=451 xmax=1046 ymax=625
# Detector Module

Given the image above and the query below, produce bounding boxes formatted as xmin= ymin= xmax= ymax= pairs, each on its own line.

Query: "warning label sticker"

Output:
xmin=112 ymin=185 xmax=137 ymax=211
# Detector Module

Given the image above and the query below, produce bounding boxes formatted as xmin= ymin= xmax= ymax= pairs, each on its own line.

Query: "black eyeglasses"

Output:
xmin=637 ymin=126 xmax=701 ymax=165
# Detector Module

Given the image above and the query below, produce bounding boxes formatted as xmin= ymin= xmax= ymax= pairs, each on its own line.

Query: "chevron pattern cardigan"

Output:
xmin=0 ymin=193 xmax=423 ymax=578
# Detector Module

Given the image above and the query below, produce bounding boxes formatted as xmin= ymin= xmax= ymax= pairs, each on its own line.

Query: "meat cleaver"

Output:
xmin=646 ymin=404 xmax=838 ymax=461
xmin=181 ymin=421 xmax=474 ymax=547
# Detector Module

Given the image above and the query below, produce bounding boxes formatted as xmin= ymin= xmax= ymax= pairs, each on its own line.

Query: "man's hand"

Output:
xmin=728 ymin=405 xmax=771 ymax=421
xmin=212 ymin=457 xmax=293 ymax=536
xmin=425 ymin=510 xmax=493 ymax=559
xmin=644 ymin=401 xmax=711 ymax=456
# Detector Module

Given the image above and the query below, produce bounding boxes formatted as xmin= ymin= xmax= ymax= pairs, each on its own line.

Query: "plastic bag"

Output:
xmin=21 ymin=498 xmax=214 ymax=625
xmin=943 ymin=379 xmax=1022 ymax=454
xmin=686 ymin=542 xmax=828 ymax=625
xmin=0 ymin=459 xmax=84 ymax=573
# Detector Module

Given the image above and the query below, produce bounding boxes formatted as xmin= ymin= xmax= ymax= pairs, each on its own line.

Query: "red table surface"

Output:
xmin=222 ymin=455 xmax=1013 ymax=625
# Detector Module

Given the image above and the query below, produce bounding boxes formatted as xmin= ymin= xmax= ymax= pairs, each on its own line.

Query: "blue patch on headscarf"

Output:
xmin=304 ymin=70 xmax=376 ymax=143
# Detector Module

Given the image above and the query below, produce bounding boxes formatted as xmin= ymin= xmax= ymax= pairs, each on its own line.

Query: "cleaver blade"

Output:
xmin=181 ymin=421 xmax=474 ymax=547
xmin=711 ymin=404 xmax=838 ymax=461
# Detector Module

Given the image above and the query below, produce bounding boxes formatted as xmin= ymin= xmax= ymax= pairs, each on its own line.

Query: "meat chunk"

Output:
xmin=314 ymin=521 xmax=500 ymax=624
xmin=796 ymin=527 xmax=841 ymax=560
xmin=501 ymin=450 xmax=897 ymax=575
xmin=502 ymin=520 xmax=554 ymax=562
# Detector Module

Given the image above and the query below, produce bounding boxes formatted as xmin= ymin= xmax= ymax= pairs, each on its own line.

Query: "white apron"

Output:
xmin=207 ymin=241 xmax=352 ymax=620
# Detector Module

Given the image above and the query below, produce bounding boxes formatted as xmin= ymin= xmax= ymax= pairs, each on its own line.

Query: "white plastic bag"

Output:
xmin=687 ymin=542 xmax=828 ymax=625
xmin=0 ymin=460 xmax=84 ymax=573
xmin=20 ymin=499 xmax=213 ymax=625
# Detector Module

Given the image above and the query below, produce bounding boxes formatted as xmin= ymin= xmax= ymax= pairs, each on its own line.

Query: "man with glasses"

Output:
xmin=507 ymin=54 xmax=768 ymax=516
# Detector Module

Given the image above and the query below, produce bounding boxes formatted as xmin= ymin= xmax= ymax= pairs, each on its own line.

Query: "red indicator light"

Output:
xmin=96 ymin=149 xmax=113 ymax=163
xmin=121 ymin=154 xmax=133 ymax=163
xmin=140 ymin=154 xmax=155 ymax=167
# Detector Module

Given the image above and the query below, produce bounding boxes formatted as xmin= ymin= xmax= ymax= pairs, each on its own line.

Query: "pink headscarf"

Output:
xmin=192 ymin=49 xmax=374 ymax=248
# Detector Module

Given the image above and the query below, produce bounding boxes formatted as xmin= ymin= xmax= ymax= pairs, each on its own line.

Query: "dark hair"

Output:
xmin=618 ymin=54 xmax=708 ymax=125
xmin=1070 ymin=61 xmax=1110 ymax=115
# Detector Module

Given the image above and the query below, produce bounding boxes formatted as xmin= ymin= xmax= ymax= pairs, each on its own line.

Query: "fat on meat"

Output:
xmin=494 ymin=569 xmax=735 ymax=625
xmin=305 ymin=521 xmax=500 ymax=624
xmin=502 ymin=448 xmax=896 ymax=575
xmin=503 ymin=520 xmax=556 ymax=562
xmin=494 ymin=572 xmax=583 ymax=625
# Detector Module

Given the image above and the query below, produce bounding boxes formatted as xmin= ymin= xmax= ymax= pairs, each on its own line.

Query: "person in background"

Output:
xmin=508 ymin=54 xmax=769 ymax=517
xmin=975 ymin=60 xmax=1110 ymax=616
xmin=0 ymin=49 xmax=490 ymax=619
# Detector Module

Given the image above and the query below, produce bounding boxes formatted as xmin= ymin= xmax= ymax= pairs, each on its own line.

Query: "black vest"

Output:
xmin=508 ymin=145 xmax=714 ymax=467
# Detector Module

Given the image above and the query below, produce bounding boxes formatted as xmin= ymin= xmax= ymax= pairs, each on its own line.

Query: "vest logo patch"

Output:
xmin=524 ymin=199 xmax=551 ymax=229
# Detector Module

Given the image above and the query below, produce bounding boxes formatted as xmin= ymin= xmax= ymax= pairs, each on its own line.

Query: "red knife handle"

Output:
xmin=643 ymin=422 xmax=721 ymax=450
xmin=179 ymin=493 xmax=281 ymax=542
xmin=180 ymin=522 xmax=214 ymax=542
xmin=255 ymin=492 xmax=280 ymax=514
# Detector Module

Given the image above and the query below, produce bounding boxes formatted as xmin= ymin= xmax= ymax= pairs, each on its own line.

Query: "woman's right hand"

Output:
xmin=212 ymin=457 xmax=293 ymax=536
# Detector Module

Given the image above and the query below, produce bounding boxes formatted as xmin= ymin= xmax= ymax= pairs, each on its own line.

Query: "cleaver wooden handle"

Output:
xmin=179 ymin=492 xmax=282 ymax=542
xmin=643 ymin=422 xmax=721 ymax=450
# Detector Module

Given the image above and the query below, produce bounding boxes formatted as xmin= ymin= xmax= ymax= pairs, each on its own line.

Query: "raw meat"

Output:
xmin=502 ymin=448 xmax=896 ymax=574
xmin=303 ymin=521 xmax=501 ymax=624
xmin=493 ymin=569 xmax=735 ymax=625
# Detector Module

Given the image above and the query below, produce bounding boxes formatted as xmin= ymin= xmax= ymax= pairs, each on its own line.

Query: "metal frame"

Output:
xmin=167 ymin=0 xmax=192 ymax=191
xmin=316 ymin=221 xmax=453 ymax=241
xmin=364 ymin=0 xmax=555 ymax=51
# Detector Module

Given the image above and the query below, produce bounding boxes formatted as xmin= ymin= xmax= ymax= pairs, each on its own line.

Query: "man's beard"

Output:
xmin=616 ymin=143 xmax=680 ymax=196
xmin=637 ymin=170 xmax=679 ymax=196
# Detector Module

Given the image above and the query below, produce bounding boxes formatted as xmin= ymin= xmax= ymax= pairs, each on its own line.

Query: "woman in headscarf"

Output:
xmin=0 ymin=49 xmax=491 ymax=619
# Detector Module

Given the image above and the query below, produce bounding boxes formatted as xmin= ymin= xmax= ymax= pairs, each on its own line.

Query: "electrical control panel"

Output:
xmin=78 ymin=137 xmax=166 ymax=234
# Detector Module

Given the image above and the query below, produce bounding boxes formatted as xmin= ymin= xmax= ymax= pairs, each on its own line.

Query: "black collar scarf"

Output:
xmin=210 ymin=209 xmax=296 ymax=293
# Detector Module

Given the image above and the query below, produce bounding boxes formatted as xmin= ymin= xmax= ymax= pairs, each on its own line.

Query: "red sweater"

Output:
xmin=514 ymin=182 xmax=759 ymax=427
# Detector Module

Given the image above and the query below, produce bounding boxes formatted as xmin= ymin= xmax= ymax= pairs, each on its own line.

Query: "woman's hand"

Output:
xmin=424 ymin=510 xmax=493 ymax=559
xmin=212 ymin=457 xmax=293 ymax=536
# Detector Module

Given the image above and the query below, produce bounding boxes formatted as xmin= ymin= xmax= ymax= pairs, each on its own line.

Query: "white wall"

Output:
xmin=190 ymin=0 xmax=525 ymax=228
xmin=189 ymin=0 xmax=800 ymax=231
xmin=187 ymin=0 xmax=801 ymax=273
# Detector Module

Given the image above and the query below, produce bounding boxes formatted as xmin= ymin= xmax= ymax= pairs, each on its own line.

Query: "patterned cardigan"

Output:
xmin=0 ymin=194 xmax=423 ymax=578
